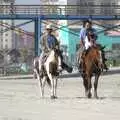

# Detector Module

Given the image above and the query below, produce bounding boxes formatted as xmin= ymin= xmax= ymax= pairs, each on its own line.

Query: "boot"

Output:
xmin=58 ymin=65 xmax=62 ymax=72
xmin=103 ymin=63 xmax=108 ymax=72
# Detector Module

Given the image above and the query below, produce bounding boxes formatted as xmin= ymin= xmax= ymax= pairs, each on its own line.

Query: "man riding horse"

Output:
xmin=33 ymin=24 xmax=72 ymax=98
xmin=39 ymin=24 xmax=62 ymax=75
xmin=39 ymin=24 xmax=72 ymax=76
xmin=78 ymin=20 xmax=108 ymax=73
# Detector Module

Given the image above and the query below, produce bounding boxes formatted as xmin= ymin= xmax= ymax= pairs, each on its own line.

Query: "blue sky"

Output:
xmin=15 ymin=0 xmax=40 ymax=4
xmin=15 ymin=0 xmax=41 ymax=32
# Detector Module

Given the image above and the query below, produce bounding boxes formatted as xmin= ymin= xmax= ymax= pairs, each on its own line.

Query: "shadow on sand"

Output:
xmin=0 ymin=68 xmax=120 ymax=80
xmin=39 ymin=96 xmax=120 ymax=101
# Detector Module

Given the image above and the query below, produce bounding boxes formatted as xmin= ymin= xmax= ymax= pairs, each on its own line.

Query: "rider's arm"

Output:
xmin=40 ymin=35 xmax=44 ymax=51
xmin=40 ymin=34 xmax=52 ymax=52
xmin=53 ymin=35 xmax=60 ymax=49
xmin=79 ymin=28 xmax=86 ymax=47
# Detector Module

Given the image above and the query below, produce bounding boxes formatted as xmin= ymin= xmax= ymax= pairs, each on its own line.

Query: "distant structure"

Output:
xmin=0 ymin=0 xmax=15 ymax=50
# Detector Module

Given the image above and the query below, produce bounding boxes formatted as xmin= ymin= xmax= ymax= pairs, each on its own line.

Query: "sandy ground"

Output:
xmin=0 ymin=70 xmax=120 ymax=120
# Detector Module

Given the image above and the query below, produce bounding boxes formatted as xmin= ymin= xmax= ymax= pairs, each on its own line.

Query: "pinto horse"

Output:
xmin=80 ymin=45 xmax=105 ymax=99
xmin=33 ymin=48 xmax=73 ymax=99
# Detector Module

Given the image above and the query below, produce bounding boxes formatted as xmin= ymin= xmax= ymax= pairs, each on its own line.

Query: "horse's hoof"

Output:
xmin=50 ymin=96 xmax=57 ymax=99
xmin=33 ymin=74 xmax=37 ymax=79
xmin=94 ymin=96 xmax=99 ymax=99
xmin=54 ymin=96 xmax=58 ymax=99
xmin=88 ymin=93 xmax=92 ymax=99
xmin=55 ymin=72 xmax=59 ymax=76
xmin=68 ymin=68 xmax=73 ymax=73
xmin=85 ymin=91 xmax=88 ymax=97
xmin=41 ymin=96 xmax=45 ymax=99
xmin=41 ymin=94 xmax=44 ymax=98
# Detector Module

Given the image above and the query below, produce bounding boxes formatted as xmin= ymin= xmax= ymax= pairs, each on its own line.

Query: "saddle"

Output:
xmin=41 ymin=52 xmax=60 ymax=77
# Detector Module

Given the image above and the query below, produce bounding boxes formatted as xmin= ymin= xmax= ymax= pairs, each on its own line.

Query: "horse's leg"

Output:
xmin=54 ymin=77 xmax=58 ymax=99
xmin=35 ymin=70 xmax=43 ymax=97
xmin=94 ymin=74 xmax=100 ymax=99
xmin=34 ymin=68 xmax=43 ymax=97
xmin=83 ymin=77 xmax=88 ymax=97
xmin=38 ymin=76 xmax=43 ymax=97
xmin=47 ymin=73 xmax=55 ymax=99
xmin=41 ymin=76 xmax=47 ymax=98
xmin=33 ymin=68 xmax=37 ymax=79
xmin=87 ymin=76 xmax=92 ymax=98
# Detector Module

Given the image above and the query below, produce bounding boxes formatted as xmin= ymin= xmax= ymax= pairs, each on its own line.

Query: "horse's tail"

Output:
xmin=62 ymin=62 xmax=73 ymax=73
xmin=46 ymin=77 xmax=51 ymax=87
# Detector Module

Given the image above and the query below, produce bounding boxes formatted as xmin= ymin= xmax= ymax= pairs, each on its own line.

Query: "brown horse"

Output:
xmin=80 ymin=45 xmax=104 ymax=99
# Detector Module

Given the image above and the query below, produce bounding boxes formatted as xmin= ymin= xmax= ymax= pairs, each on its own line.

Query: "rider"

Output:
xmin=39 ymin=24 xmax=62 ymax=74
xmin=78 ymin=20 xmax=108 ymax=72
xmin=80 ymin=20 xmax=97 ymax=50
xmin=78 ymin=20 xmax=96 ymax=72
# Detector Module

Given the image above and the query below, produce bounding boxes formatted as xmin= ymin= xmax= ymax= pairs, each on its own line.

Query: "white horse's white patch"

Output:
xmin=45 ymin=50 xmax=55 ymax=74
xmin=44 ymin=50 xmax=59 ymax=98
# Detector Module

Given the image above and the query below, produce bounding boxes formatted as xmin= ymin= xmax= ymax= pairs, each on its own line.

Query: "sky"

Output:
xmin=15 ymin=0 xmax=67 ymax=5
xmin=15 ymin=0 xmax=40 ymax=5
xmin=14 ymin=0 xmax=66 ymax=32
xmin=14 ymin=0 xmax=41 ymax=32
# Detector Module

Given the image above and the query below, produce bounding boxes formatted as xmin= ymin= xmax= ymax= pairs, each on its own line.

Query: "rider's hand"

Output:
xmin=55 ymin=45 xmax=59 ymax=50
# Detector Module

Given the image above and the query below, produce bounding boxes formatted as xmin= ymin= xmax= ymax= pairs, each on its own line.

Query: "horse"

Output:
xmin=33 ymin=48 xmax=73 ymax=99
xmin=79 ymin=45 xmax=105 ymax=99
xmin=77 ymin=30 xmax=107 ymax=98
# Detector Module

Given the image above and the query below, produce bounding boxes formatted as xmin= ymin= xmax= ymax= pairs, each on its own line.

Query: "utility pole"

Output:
xmin=10 ymin=0 xmax=15 ymax=49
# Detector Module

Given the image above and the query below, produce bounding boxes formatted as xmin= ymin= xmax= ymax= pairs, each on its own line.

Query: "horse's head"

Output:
xmin=87 ymin=31 xmax=96 ymax=42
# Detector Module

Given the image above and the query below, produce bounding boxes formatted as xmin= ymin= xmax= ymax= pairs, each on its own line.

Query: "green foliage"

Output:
xmin=106 ymin=59 xmax=120 ymax=67
xmin=20 ymin=48 xmax=28 ymax=62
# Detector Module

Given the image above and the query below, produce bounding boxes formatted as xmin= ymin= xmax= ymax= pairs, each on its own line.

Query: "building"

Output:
xmin=66 ymin=0 xmax=119 ymax=15
xmin=0 ymin=0 xmax=15 ymax=50
xmin=14 ymin=31 xmax=34 ymax=50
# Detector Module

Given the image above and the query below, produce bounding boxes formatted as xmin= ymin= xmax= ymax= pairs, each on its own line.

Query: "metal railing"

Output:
xmin=0 ymin=5 xmax=120 ymax=16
